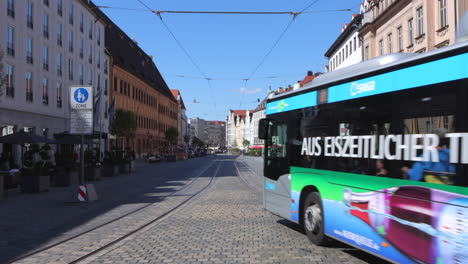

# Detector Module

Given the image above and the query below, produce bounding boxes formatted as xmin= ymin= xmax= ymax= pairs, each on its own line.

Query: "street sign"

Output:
xmin=70 ymin=86 xmax=93 ymax=110
xmin=70 ymin=110 xmax=93 ymax=134
xmin=70 ymin=86 xmax=93 ymax=135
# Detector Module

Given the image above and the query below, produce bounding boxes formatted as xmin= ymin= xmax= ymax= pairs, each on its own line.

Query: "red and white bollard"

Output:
xmin=78 ymin=185 xmax=87 ymax=202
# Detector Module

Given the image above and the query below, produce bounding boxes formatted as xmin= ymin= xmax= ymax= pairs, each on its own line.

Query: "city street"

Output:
xmin=0 ymin=155 xmax=385 ymax=264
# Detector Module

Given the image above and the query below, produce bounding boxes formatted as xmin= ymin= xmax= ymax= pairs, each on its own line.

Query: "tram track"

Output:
xmin=9 ymin=157 xmax=223 ymax=264
xmin=233 ymin=157 xmax=263 ymax=197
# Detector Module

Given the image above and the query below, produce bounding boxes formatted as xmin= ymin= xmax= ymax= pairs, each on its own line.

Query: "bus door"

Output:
xmin=263 ymin=119 xmax=291 ymax=220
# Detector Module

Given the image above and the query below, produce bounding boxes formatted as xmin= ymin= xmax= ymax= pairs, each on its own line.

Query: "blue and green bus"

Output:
xmin=259 ymin=29 xmax=468 ymax=264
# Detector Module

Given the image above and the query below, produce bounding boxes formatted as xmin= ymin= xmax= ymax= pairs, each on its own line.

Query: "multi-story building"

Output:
xmin=325 ymin=14 xmax=364 ymax=71
xmin=226 ymin=110 xmax=253 ymax=149
xmin=171 ymin=89 xmax=188 ymax=146
xmin=104 ymin=16 xmax=177 ymax=156
xmin=206 ymin=121 xmax=225 ymax=148
xmin=1 ymin=0 xmax=109 ymax=161
xmin=360 ymin=0 xmax=468 ymax=60
xmin=188 ymin=118 xmax=224 ymax=147
xmin=251 ymin=98 xmax=267 ymax=147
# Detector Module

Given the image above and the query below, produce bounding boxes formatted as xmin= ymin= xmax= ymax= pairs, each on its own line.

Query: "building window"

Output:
xmin=43 ymin=0 xmax=49 ymax=7
xmin=7 ymin=27 xmax=14 ymax=56
xmin=114 ymin=77 xmax=117 ymax=91
xmin=68 ymin=31 xmax=73 ymax=52
xmin=42 ymin=78 xmax=49 ymax=105
xmin=439 ymin=0 xmax=447 ymax=28
xmin=43 ymin=14 xmax=49 ymax=38
xmin=97 ymin=27 xmax=101 ymax=46
xmin=56 ymin=82 xmax=62 ymax=108
xmin=89 ymin=19 xmax=93 ymax=39
xmin=27 ymin=1 xmax=33 ymax=29
xmin=97 ymin=74 xmax=101 ymax=90
xmin=379 ymin=39 xmax=383 ymax=56
xmin=57 ymin=53 xmax=62 ymax=76
xmin=7 ymin=0 xmax=15 ymax=18
xmin=57 ymin=23 xmax=62 ymax=46
xmin=26 ymin=72 xmax=33 ymax=102
xmin=87 ymin=69 xmax=92 ymax=85
xmin=88 ymin=44 xmax=93 ymax=64
xmin=79 ymin=38 xmax=84 ymax=58
xmin=104 ymin=59 xmax=108 ymax=74
xmin=79 ymin=12 xmax=84 ymax=32
xmin=387 ymin=33 xmax=392 ymax=53
xmin=408 ymin=18 xmax=414 ymax=46
xmin=397 ymin=26 xmax=403 ymax=51
xmin=104 ymin=79 xmax=108 ymax=95
xmin=417 ymin=7 xmax=424 ymax=36
xmin=5 ymin=64 xmax=14 ymax=98
xmin=57 ymin=0 xmax=62 ymax=16
xmin=97 ymin=52 xmax=101 ymax=68
xmin=79 ymin=64 xmax=83 ymax=84
xmin=104 ymin=101 xmax=108 ymax=118
xmin=26 ymin=37 xmax=33 ymax=64
xmin=353 ymin=37 xmax=357 ymax=51
xmin=43 ymin=46 xmax=49 ymax=71
xmin=68 ymin=58 xmax=73 ymax=80
xmin=68 ymin=3 xmax=73 ymax=25
xmin=345 ymin=45 xmax=348 ymax=58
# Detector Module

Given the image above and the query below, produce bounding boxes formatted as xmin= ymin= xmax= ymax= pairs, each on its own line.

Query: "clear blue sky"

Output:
xmin=94 ymin=0 xmax=364 ymax=121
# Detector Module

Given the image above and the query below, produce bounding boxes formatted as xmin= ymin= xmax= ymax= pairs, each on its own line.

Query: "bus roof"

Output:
xmin=268 ymin=40 xmax=468 ymax=103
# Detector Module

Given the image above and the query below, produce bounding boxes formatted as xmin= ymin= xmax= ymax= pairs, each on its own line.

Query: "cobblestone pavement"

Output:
xmin=0 ymin=157 xmax=215 ymax=263
xmin=83 ymin=156 xmax=386 ymax=264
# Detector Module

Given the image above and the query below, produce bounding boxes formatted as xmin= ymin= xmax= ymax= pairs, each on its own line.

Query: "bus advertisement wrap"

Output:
xmin=290 ymin=170 xmax=468 ymax=264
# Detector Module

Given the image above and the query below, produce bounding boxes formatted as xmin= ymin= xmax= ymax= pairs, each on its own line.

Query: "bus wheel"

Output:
xmin=303 ymin=192 xmax=329 ymax=246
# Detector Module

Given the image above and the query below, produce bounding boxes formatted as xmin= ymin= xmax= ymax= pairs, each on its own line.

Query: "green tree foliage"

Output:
xmin=165 ymin=127 xmax=179 ymax=146
xmin=184 ymin=135 xmax=190 ymax=144
xmin=109 ymin=109 xmax=137 ymax=148
xmin=191 ymin=136 xmax=205 ymax=148
xmin=242 ymin=139 xmax=250 ymax=148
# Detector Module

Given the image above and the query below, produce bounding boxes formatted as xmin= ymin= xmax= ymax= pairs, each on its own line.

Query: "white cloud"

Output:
xmin=240 ymin=87 xmax=262 ymax=95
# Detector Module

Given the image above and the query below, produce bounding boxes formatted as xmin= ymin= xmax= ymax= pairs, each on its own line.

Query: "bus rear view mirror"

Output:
xmin=258 ymin=118 xmax=269 ymax=140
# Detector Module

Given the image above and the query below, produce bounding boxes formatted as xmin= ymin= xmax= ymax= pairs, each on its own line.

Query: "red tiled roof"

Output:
xmin=232 ymin=110 xmax=247 ymax=117
xmin=170 ymin=89 xmax=186 ymax=110
xmin=170 ymin=89 xmax=180 ymax=98
xmin=299 ymin=75 xmax=315 ymax=86
xmin=211 ymin=121 xmax=226 ymax=126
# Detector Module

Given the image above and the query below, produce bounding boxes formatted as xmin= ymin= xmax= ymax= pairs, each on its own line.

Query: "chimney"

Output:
xmin=307 ymin=71 xmax=313 ymax=76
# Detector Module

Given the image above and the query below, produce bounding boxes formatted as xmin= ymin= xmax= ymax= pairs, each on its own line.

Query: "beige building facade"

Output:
xmin=360 ymin=0 xmax=468 ymax=60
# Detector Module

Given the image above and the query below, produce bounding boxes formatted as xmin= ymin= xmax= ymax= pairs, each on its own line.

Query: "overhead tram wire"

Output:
xmin=238 ymin=0 xmax=323 ymax=107
xmin=97 ymin=6 xmax=352 ymax=15
xmin=134 ymin=0 xmax=217 ymax=111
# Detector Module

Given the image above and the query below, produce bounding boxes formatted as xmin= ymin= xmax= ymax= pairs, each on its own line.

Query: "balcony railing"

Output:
xmin=7 ymin=46 xmax=14 ymax=57
xmin=26 ymin=92 xmax=33 ymax=102
xmin=6 ymin=86 xmax=15 ymax=98
xmin=57 ymin=99 xmax=62 ymax=108
xmin=7 ymin=8 xmax=15 ymax=18
xmin=43 ymin=95 xmax=49 ymax=105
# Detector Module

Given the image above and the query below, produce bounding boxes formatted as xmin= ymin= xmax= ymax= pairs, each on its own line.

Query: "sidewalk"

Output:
xmin=0 ymin=157 xmax=212 ymax=263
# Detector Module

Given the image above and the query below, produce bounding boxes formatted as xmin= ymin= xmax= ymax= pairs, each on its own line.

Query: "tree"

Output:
xmin=0 ymin=48 xmax=6 ymax=97
xmin=109 ymin=109 xmax=137 ymax=149
xmin=191 ymin=136 xmax=205 ymax=148
xmin=165 ymin=127 xmax=179 ymax=146
xmin=184 ymin=135 xmax=190 ymax=145
xmin=242 ymin=139 xmax=250 ymax=149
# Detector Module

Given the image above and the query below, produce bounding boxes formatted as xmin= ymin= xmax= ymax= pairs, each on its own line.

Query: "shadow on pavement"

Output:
xmin=0 ymin=155 xmax=219 ymax=263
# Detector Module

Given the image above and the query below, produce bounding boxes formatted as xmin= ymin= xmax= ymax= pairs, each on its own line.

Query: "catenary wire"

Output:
xmin=238 ymin=0 xmax=323 ymax=107
xmin=134 ymin=0 xmax=218 ymax=111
